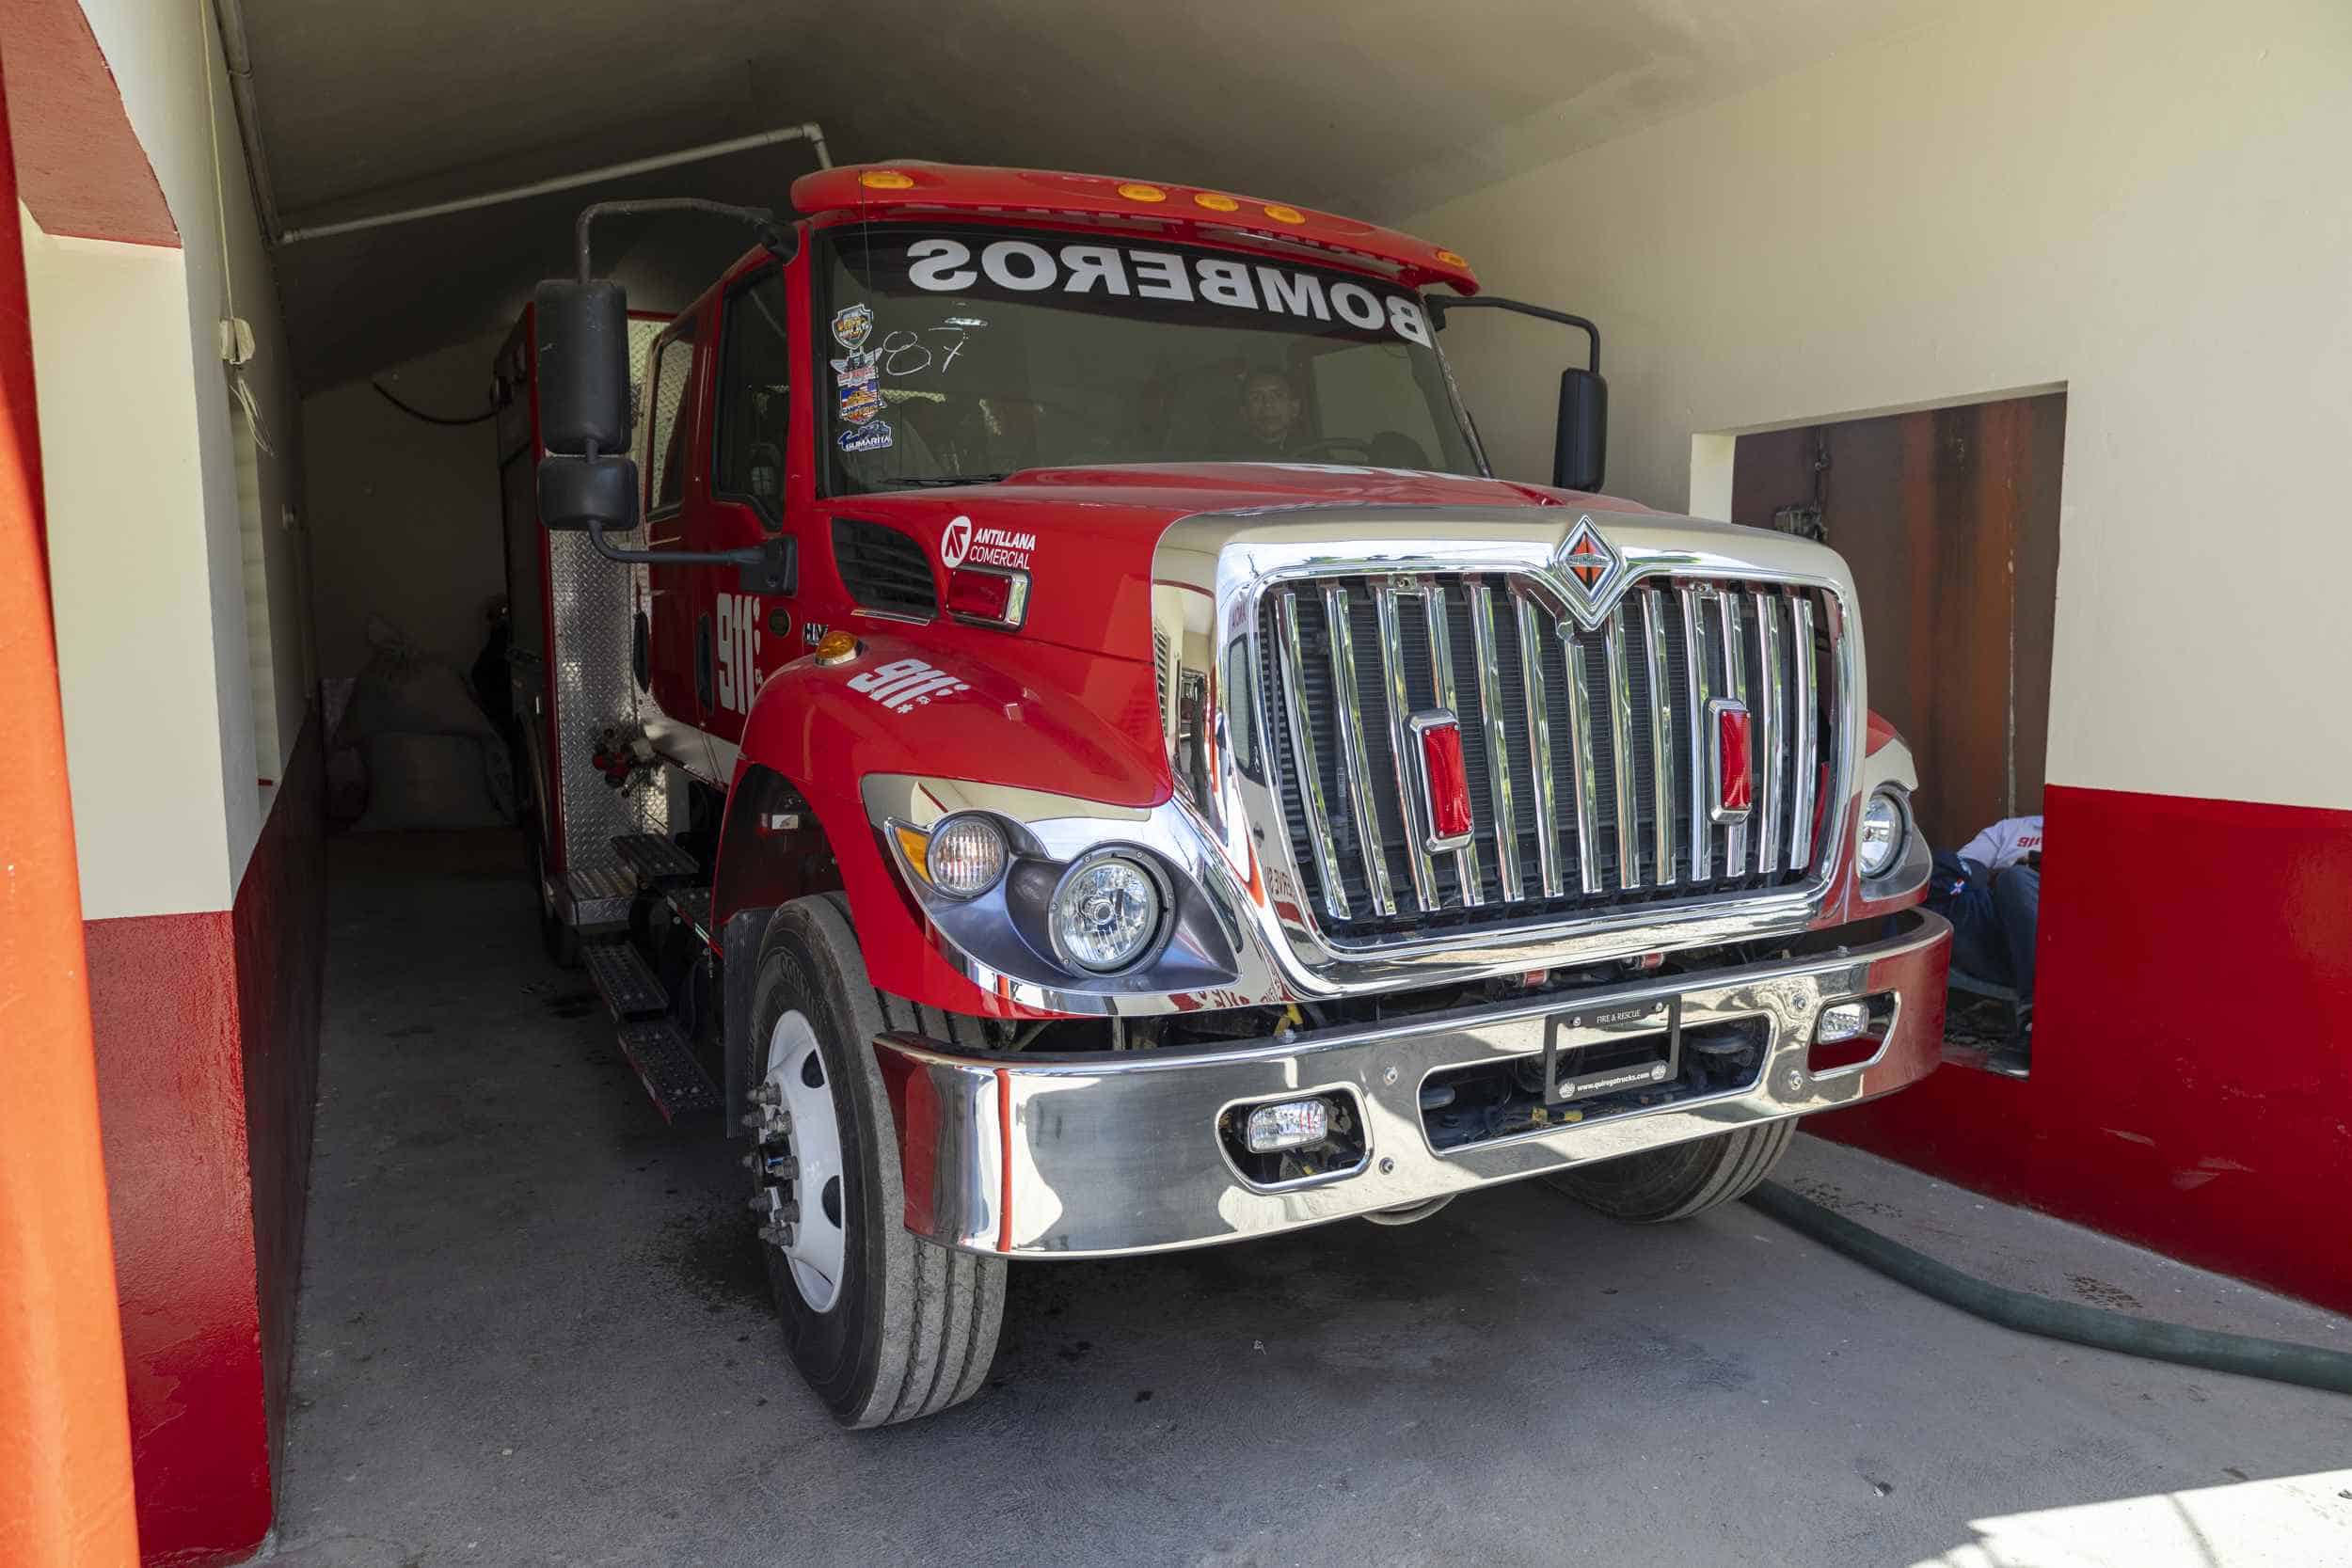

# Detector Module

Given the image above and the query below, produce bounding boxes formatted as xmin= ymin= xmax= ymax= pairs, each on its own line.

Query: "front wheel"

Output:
xmin=1543 ymin=1120 xmax=1794 ymax=1223
xmin=743 ymin=893 xmax=1005 ymax=1426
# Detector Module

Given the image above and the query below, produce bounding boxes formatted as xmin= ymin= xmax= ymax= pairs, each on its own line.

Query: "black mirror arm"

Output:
xmin=574 ymin=198 xmax=798 ymax=283
xmin=584 ymin=517 xmax=796 ymax=594
xmin=1425 ymin=295 xmax=1599 ymax=374
xmin=575 ymin=440 xmax=796 ymax=593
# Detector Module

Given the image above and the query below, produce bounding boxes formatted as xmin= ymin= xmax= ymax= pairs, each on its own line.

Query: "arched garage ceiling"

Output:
xmin=237 ymin=0 xmax=1946 ymax=389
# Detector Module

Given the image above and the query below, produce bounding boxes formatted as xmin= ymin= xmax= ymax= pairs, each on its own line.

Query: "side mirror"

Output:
xmin=1553 ymin=367 xmax=1608 ymax=493
xmin=538 ymin=452 xmax=637 ymax=534
xmin=533 ymin=279 xmax=629 ymax=457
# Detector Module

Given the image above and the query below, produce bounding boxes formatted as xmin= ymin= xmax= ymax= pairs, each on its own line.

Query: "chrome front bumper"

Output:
xmin=874 ymin=909 xmax=1949 ymax=1258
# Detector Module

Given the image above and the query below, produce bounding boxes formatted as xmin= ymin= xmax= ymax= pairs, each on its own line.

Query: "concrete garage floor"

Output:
xmin=272 ymin=833 xmax=2352 ymax=1568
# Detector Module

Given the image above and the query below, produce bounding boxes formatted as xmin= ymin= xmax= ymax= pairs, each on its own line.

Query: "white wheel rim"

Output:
xmin=755 ymin=1010 xmax=848 ymax=1313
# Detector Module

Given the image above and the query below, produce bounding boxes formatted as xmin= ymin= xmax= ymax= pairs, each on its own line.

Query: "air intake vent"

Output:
xmin=832 ymin=516 xmax=936 ymax=619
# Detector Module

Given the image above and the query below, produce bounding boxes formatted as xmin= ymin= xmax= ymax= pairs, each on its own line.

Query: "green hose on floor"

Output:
xmin=1745 ymin=1181 xmax=2352 ymax=1397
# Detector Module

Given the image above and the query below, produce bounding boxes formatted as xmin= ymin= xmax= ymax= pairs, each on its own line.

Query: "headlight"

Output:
xmin=1049 ymin=851 xmax=1167 ymax=973
xmin=905 ymin=814 xmax=1007 ymax=897
xmin=1857 ymin=790 xmax=1906 ymax=879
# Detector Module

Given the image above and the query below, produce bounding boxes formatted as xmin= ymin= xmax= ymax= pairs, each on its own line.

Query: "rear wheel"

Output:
xmin=743 ymin=893 xmax=1005 ymax=1426
xmin=1544 ymin=1121 xmax=1795 ymax=1223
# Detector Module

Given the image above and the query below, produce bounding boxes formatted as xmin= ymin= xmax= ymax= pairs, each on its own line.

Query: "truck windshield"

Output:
xmin=818 ymin=227 xmax=1482 ymax=494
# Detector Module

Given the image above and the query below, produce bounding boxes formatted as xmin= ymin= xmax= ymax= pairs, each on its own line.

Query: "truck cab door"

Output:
xmin=700 ymin=263 xmax=799 ymax=738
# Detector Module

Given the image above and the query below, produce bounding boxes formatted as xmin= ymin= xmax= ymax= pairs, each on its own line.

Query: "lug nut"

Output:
xmin=751 ymin=1083 xmax=782 ymax=1107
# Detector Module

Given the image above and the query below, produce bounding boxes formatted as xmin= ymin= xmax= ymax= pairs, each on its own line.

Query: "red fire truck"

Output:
xmin=497 ymin=161 xmax=1949 ymax=1427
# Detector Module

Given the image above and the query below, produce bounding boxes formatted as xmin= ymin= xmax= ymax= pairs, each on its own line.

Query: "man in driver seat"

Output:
xmin=1234 ymin=367 xmax=1305 ymax=458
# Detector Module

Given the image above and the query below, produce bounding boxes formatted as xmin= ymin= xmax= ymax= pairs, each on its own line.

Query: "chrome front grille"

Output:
xmin=1256 ymin=573 xmax=1841 ymax=942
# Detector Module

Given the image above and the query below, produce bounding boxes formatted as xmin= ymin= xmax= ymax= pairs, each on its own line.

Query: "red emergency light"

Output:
xmin=946 ymin=566 xmax=1029 ymax=630
xmin=1412 ymin=712 xmax=1475 ymax=847
xmin=1712 ymin=701 xmax=1753 ymax=820
xmin=790 ymin=162 xmax=1482 ymax=294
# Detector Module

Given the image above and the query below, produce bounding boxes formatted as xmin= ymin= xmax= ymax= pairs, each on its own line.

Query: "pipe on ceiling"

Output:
xmin=277 ymin=122 xmax=834 ymax=245
xmin=213 ymin=0 xmax=285 ymax=242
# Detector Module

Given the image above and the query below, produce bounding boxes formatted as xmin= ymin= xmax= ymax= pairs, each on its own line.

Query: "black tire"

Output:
xmin=522 ymin=816 xmax=578 ymax=967
xmin=1544 ymin=1120 xmax=1795 ymax=1223
xmin=747 ymin=892 xmax=1005 ymax=1427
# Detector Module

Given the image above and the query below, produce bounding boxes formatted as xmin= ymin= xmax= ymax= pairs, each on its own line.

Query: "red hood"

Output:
xmin=834 ymin=463 xmax=1652 ymax=665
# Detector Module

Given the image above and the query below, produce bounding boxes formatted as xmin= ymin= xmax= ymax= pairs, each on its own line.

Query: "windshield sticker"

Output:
xmin=838 ymin=379 xmax=883 ymax=424
xmin=903 ymin=238 xmax=1431 ymax=347
xmin=836 ymin=420 xmax=893 ymax=453
xmin=831 ymin=303 xmax=874 ymax=352
xmin=849 ymin=657 xmax=969 ymax=713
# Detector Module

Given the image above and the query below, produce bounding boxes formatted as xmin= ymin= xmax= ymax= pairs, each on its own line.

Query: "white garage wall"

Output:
xmin=1406 ymin=0 xmax=2352 ymax=814
xmin=302 ymin=332 xmax=512 ymax=680
xmin=22 ymin=218 xmax=237 ymax=920
xmin=27 ymin=0 xmax=304 ymax=917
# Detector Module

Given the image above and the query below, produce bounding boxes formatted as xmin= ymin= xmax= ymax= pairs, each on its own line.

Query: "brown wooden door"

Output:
xmin=1732 ymin=392 xmax=2065 ymax=852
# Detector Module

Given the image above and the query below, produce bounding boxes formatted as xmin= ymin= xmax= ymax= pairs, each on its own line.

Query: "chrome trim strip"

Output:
xmin=1470 ymin=583 xmax=1521 ymax=900
xmin=1515 ymin=594 xmax=1565 ymax=898
xmin=1325 ymin=583 xmax=1395 ymax=916
xmin=1789 ymin=594 xmax=1819 ymax=871
xmin=1565 ymin=635 xmax=1600 ymax=895
xmin=1756 ymin=590 xmax=1786 ymax=876
xmin=1643 ymin=588 xmax=1677 ymax=888
xmin=1603 ymin=610 xmax=1640 ymax=892
xmin=1375 ymin=584 xmax=1440 ymax=909
xmin=1719 ymin=593 xmax=1750 ymax=878
xmin=1425 ymin=585 xmax=1484 ymax=906
xmin=1680 ymin=583 xmax=1712 ymax=882
xmin=875 ymin=908 xmax=1950 ymax=1256
xmin=1275 ymin=589 xmax=1350 ymax=921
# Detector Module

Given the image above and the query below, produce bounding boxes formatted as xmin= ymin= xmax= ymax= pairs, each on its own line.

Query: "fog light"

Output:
xmin=1818 ymin=1002 xmax=1869 ymax=1043
xmin=1245 ymin=1098 xmax=1330 ymax=1154
xmin=1858 ymin=789 xmax=1905 ymax=878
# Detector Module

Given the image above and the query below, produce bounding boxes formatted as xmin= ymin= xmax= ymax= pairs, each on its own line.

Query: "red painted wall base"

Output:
xmin=87 ymin=715 xmax=325 ymax=1566
xmin=1813 ymin=783 xmax=2352 ymax=1314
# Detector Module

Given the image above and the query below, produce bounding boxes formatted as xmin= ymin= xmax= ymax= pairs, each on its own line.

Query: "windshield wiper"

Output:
xmin=894 ymin=472 xmax=1018 ymax=488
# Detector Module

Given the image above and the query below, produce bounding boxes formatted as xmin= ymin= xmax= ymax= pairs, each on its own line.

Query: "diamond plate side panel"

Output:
xmin=548 ymin=319 xmax=673 ymax=879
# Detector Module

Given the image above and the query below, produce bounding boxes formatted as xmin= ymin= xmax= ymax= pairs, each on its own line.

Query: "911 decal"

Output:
xmin=713 ymin=593 xmax=762 ymax=716
xmin=849 ymin=657 xmax=970 ymax=713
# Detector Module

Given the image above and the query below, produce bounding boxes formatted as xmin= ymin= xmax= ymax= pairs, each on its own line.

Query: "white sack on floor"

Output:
xmin=337 ymin=614 xmax=516 ymax=829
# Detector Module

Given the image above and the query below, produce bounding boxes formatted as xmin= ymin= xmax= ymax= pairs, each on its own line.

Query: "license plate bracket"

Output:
xmin=1542 ymin=995 xmax=1681 ymax=1103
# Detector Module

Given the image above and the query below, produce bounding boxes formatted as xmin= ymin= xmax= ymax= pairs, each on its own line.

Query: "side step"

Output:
xmin=616 ymin=1019 xmax=723 ymax=1121
xmin=581 ymin=938 xmax=667 ymax=1018
xmin=612 ymin=832 xmax=701 ymax=886
xmin=564 ymin=865 xmax=633 ymax=930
